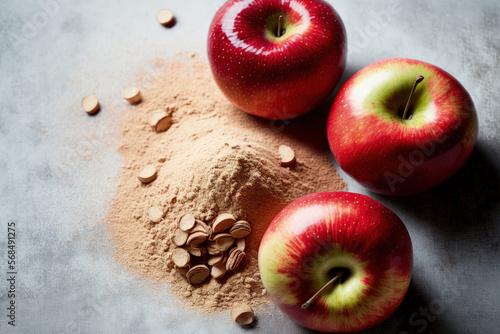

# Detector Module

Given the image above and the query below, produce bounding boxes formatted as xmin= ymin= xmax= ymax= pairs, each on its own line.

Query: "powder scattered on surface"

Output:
xmin=107 ymin=56 xmax=347 ymax=312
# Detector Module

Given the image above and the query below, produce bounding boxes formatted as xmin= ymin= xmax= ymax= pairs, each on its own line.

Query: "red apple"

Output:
xmin=259 ymin=191 xmax=413 ymax=332
xmin=207 ymin=0 xmax=347 ymax=120
xmin=327 ymin=58 xmax=478 ymax=196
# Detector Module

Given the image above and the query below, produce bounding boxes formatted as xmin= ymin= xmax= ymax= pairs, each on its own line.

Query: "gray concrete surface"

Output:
xmin=0 ymin=0 xmax=499 ymax=333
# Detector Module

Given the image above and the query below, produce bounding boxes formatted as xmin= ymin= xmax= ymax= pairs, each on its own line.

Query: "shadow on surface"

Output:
xmin=295 ymin=280 xmax=450 ymax=333
xmin=230 ymin=64 xmax=362 ymax=153
xmin=375 ymin=141 xmax=500 ymax=236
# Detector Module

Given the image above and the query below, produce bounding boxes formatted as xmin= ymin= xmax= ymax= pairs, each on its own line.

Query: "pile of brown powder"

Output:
xmin=107 ymin=56 xmax=346 ymax=312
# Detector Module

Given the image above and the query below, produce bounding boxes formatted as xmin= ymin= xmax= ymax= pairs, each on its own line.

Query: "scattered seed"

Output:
xmin=214 ymin=233 xmax=235 ymax=252
xmin=278 ymin=145 xmax=296 ymax=168
xmin=172 ymin=228 xmax=189 ymax=246
xmin=230 ymin=303 xmax=255 ymax=325
xmin=212 ymin=213 xmax=236 ymax=233
xmin=123 ymin=86 xmax=142 ymax=104
xmin=148 ymin=206 xmax=164 ymax=223
xmin=186 ymin=264 xmax=210 ymax=284
xmin=149 ymin=111 xmax=173 ymax=133
xmin=156 ymin=9 xmax=174 ymax=26
xmin=236 ymin=238 xmax=246 ymax=252
xmin=211 ymin=263 xmax=226 ymax=279
xmin=179 ymin=214 xmax=196 ymax=231
xmin=81 ymin=95 xmax=100 ymax=115
xmin=171 ymin=248 xmax=190 ymax=268
xmin=230 ymin=220 xmax=251 ymax=239
xmin=137 ymin=164 xmax=157 ymax=183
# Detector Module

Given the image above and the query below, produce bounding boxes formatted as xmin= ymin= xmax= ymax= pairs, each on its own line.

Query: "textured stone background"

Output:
xmin=0 ymin=0 xmax=499 ymax=333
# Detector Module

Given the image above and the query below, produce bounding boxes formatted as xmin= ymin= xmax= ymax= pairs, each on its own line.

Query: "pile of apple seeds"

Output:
xmin=107 ymin=57 xmax=347 ymax=312
xmin=171 ymin=213 xmax=249 ymax=283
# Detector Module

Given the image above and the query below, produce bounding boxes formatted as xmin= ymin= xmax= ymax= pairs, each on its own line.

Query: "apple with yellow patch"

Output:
xmin=259 ymin=192 xmax=413 ymax=332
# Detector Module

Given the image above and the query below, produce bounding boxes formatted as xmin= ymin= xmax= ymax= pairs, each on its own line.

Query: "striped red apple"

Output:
xmin=327 ymin=58 xmax=478 ymax=195
xmin=258 ymin=192 xmax=413 ymax=332
xmin=208 ymin=0 xmax=347 ymax=120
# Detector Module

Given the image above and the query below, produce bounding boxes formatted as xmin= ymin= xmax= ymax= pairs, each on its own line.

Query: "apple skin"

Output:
xmin=207 ymin=0 xmax=346 ymax=120
xmin=259 ymin=191 xmax=413 ymax=333
xmin=327 ymin=58 xmax=478 ymax=196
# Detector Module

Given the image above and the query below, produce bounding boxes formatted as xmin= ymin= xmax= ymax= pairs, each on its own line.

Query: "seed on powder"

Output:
xmin=186 ymin=246 xmax=205 ymax=257
xmin=81 ymin=95 xmax=100 ymax=115
xmin=208 ymin=253 xmax=226 ymax=267
xmin=205 ymin=241 xmax=222 ymax=255
xmin=230 ymin=303 xmax=255 ymax=325
xmin=230 ymin=220 xmax=251 ymax=239
xmin=278 ymin=145 xmax=296 ymax=168
xmin=123 ymin=86 xmax=142 ymax=104
xmin=212 ymin=213 xmax=236 ymax=233
xmin=186 ymin=264 xmax=210 ymax=284
xmin=211 ymin=263 xmax=226 ymax=279
xmin=226 ymin=247 xmax=245 ymax=271
xmin=156 ymin=9 xmax=174 ymax=26
xmin=214 ymin=233 xmax=235 ymax=252
xmin=137 ymin=164 xmax=157 ymax=183
xmin=196 ymin=220 xmax=211 ymax=234
xmin=186 ymin=231 xmax=208 ymax=247
xmin=148 ymin=111 xmax=173 ymax=133
xmin=171 ymin=248 xmax=190 ymax=268
xmin=236 ymin=238 xmax=246 ymax=252
xmin=179 ymin=214 xmax=196 ymax=231
xmin=172 ymin=228 xmax=189 ymax=246
xmin=148 ymin=206 xmax=164 ymax=223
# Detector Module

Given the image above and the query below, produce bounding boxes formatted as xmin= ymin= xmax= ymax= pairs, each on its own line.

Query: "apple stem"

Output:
xmin=301 ymin=271 xmax=343 ymax=310
xmin=277 ymin=15 xmax=283 ymax=37
xmin=402 ymin=75 xmax=425 ymax=120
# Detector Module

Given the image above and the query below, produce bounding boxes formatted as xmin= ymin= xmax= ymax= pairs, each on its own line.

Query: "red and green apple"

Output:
xmin=327 ymin=58 xmax=478 ymax=196
xmin=258 ymin=191 xmax=413 ymax=332
xmin=207 ymin=0 xmax=347 ymax=120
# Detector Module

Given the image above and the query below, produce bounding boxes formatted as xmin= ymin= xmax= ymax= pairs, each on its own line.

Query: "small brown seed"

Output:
xmin=205 ymin=242 xmax=222 ymax=255
xmin=156 ymin=9 xmax=174 ymax=26
xmin=208 ymin=253 xmax=226 ymax=266
xmin=171 ymin=248 xmax=190 ymax=268
xmin=226 ymin=247 xmax=245 ymax=271
xmin=236 ymin=238 xmax=246 ymax=252
xmin=186 ymin=264 xmax=210 ymax=284
xmin=211 ymin=263 xmax=226 ymax=279
xmin=123 ymin=86 xmax=142 ymax=104
xmin=230 ymin=303 xmax=255 ymax=325
xmin=214 ymin=233 xmax=235 ymax=252
xmin=278 ymin=145 xmax=296 ymax=168
xmin=212 ymin=213 xmax=236 ymax=233
xmin=172 ymin=229 xmax=189 ymax=246
xmin=186 ymin=246 xmax=205 ymax=257
xmin=138 ymin=164 xmax=157 ymax=183
xmin=149 ymin=111 xmax=172 ymax=133
xmin=230 ymin=220 xmax=251 ymax=239
xmin=81 ymin=95 xmax=100 ymax=115
xmin=196 ymin=220 xmax=211 ymax=234
xmin=179 ymin=214 xmax=196 ymax=231
xmin=191 ymin=224 xmax=208 ymax=234
xmin=148 ymin=206 xmax=164 ymax=223
xmin=186 ymin=231 xmax=208 ymax=247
